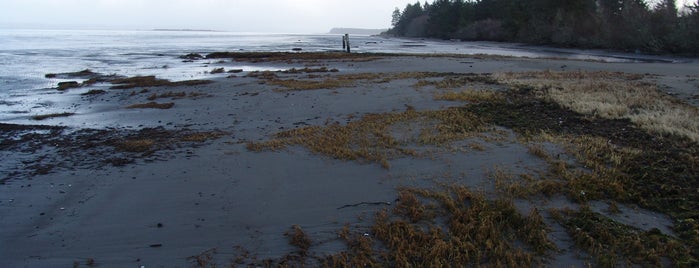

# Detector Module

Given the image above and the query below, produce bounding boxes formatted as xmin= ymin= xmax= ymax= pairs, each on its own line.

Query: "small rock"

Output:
xmin=180 ymin=53 xmax=203 ymax=60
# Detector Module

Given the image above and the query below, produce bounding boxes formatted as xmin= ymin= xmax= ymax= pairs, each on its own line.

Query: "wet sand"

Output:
xmin=0 ymin=54 xmax=697 ymax=267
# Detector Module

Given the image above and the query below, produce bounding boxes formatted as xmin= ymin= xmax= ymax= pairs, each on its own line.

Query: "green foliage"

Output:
xmin=388 ymin=0 xmax=699 ymax=54
xmin=386 ymin=1 xmax=427 ymax=37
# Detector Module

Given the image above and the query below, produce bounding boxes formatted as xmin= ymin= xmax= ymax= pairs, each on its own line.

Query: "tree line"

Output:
xmin=386 ymin=0 xmax=699 ymax=54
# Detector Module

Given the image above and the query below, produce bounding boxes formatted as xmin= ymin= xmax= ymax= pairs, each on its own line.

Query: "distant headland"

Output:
xmin=328 ymin=28 xmax=387 ymax=35
xmin=152 ymin=29 xmax=222 ymax=32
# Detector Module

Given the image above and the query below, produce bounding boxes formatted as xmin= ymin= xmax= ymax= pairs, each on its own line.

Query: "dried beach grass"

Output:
xmin=370 ymin=185 xmax=554 ymax=266
xmin=551 ymin=206 xmax=691 ymax=267
xmin=126 ymin=102 xmax=174 ymax=109
xmin=116 ymin=139 xmax=154 ymax=152
xmin=434 ymin=89 xmax=503 ymax=103
xmin=247 ymin=107 xmax=489 ymax=168
xmin=495 ymin=70 xmax=699 ymax=143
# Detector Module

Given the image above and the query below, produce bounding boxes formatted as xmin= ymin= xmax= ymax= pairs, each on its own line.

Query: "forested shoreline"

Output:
xmin=385 ymin=0 xmax=699 ymax=54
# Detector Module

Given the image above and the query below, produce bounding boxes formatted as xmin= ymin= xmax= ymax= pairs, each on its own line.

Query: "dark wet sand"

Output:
xmin=0 ymin=54 xmax=697 ymax=267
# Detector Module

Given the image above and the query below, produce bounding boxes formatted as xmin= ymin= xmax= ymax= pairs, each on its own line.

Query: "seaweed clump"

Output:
xmin=125 ymin=102 xmax=174 ymax=109
xmin=110 ymin=76 xmax=212 ymax=89
xmin=32 ymin=112 xmax=75 ymax=120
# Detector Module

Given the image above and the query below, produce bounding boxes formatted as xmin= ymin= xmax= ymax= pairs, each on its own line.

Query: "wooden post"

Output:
xmin=344 ymin=34 xmax=351 ymax=53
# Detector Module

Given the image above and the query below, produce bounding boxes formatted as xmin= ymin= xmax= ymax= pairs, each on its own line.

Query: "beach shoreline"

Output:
xmin=1 ymin=52 xmax=698 ymax=267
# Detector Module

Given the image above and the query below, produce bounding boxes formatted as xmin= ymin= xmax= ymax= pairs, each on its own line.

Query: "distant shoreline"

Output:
xmin=152 ymin=29 xmax=223 ymax=32
xmin=328 ymin=27 xmax=387 ymax=36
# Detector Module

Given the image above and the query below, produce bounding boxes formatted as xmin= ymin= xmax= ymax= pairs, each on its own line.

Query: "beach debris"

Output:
xmin=81 ymin=89 xmax=106 ymax=96
xmin=110 ymin=75 xmax=212 ymax=89
xmin=47 ymin=69 xmax=125 ymax=87
xmin=31 ymin=112 xmax=75 ymax=121
xmin=337 ymin=201 xmax=392 ymax=210
xmin=45 ymin=69 xmax=96 ymax=79
xmin=179 ymin=53 xmax=203 ymax=60
xmin=210 ymin=67 xmax=225 ymax=74
xmin=228 ymin=69 xmax=243 ymax=73
xmin=57 ymin=81 xmax=80 ymax=90
xmin=125 ymin=102 xmax=175 ymax=109
xmin=342 ymin=34 xmax=350 ymax=53
xmin=149 ymin=244 xmax=162 ymax=248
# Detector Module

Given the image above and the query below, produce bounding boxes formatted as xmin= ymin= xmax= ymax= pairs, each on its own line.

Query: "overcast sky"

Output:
xmin=0 ymin=0 xmax=413 ymax=33
xmin=0 ymin=0 xmax=695 ymax=33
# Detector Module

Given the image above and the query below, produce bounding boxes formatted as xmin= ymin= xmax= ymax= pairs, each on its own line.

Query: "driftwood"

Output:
xmin=337 ymin=201 xmax=391 ymax=210
xmin=342 ymin=34 xmax=351 ymax=53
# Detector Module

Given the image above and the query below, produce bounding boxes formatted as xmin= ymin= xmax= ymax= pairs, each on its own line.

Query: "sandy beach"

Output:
xmin=1 ymin=52 xmax=698 ymax=267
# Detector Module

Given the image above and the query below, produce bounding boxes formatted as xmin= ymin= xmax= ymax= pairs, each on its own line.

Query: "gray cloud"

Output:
xmin=0 ymin=0 xmax=411 ymax=32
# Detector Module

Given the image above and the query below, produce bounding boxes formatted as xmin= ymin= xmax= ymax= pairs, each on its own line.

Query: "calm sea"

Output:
xmin=0 ymin=29 xmax=681 ymax=123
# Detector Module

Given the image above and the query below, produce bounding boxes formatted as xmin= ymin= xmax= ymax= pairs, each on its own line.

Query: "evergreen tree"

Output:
xmin=392 ymin=8 xmax=402 ymax=27
xmin=386 ymin=0 xmax=698 ymax=54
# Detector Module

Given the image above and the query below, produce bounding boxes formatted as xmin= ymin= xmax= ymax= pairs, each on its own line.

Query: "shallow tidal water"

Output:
xmin=0 ymin=29 xmax=686 ymax=123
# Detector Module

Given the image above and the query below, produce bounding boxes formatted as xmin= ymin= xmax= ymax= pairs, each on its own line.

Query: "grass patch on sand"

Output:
xmin=110 ymin=75 xmax=212 ymax=89
xmin=245 ymin=70 xmax=279 ymax=80
xmin=181 ymin=131 xmax=227 ymax=142
xmin=146 ymin=91 xmax=208 ymax=101
xmin=242 ymin=69 xmax=698 ymax=265
xmin=247 ymin=107 xmax=492 ymax=168
xmin=491 ymin=167 xmax=564 ymax=199
xmin=434 ymin=90 xmax=503 ymax=103
xmin=230 ymin=185 xmax=554 ymax=267
xmin=373 ymin=186 xmax=554 ymax=266
xmin=116 ymin=139 xmax=155 ymax=153
xmin=247 ymin=109 xmax=423 ymax=168
xmin=414 ymin=73 xmax=498 ymax=89
xmin=495 ymin=70 xmax=699 ymax=143
xmin=259 ymin=72 xmax=455 ymax=91
xmin=112 ymin=129 xmax=228 ymax=157
xmin=259 ymin=72 xmax=386 ymax=91
xmin=466 ymin=71 xmax=699 ymax=264
xmin=322 ymin=185 xmax=554 ymax=267
xmin=126 ymin=102 xmax=174 ymax=109
xmin=268 ymin=78 xmax=351 ymax=91
xmin=552 ymin=206 xmax=692 ymax=267
xmin=32 ymin=112 xmax=75 ymax=121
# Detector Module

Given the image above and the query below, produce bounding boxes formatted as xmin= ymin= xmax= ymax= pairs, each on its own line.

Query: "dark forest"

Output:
xmin=386 ymin=0 xmax=699 ymax=54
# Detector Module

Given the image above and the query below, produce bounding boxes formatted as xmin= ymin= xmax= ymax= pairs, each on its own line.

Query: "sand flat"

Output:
xmin=1 ymin=54 xmax=697 ymax=267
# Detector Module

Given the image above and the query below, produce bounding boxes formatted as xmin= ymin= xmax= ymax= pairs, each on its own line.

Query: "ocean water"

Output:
xmin=0 ymin=29 xmax=682 ymax=123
